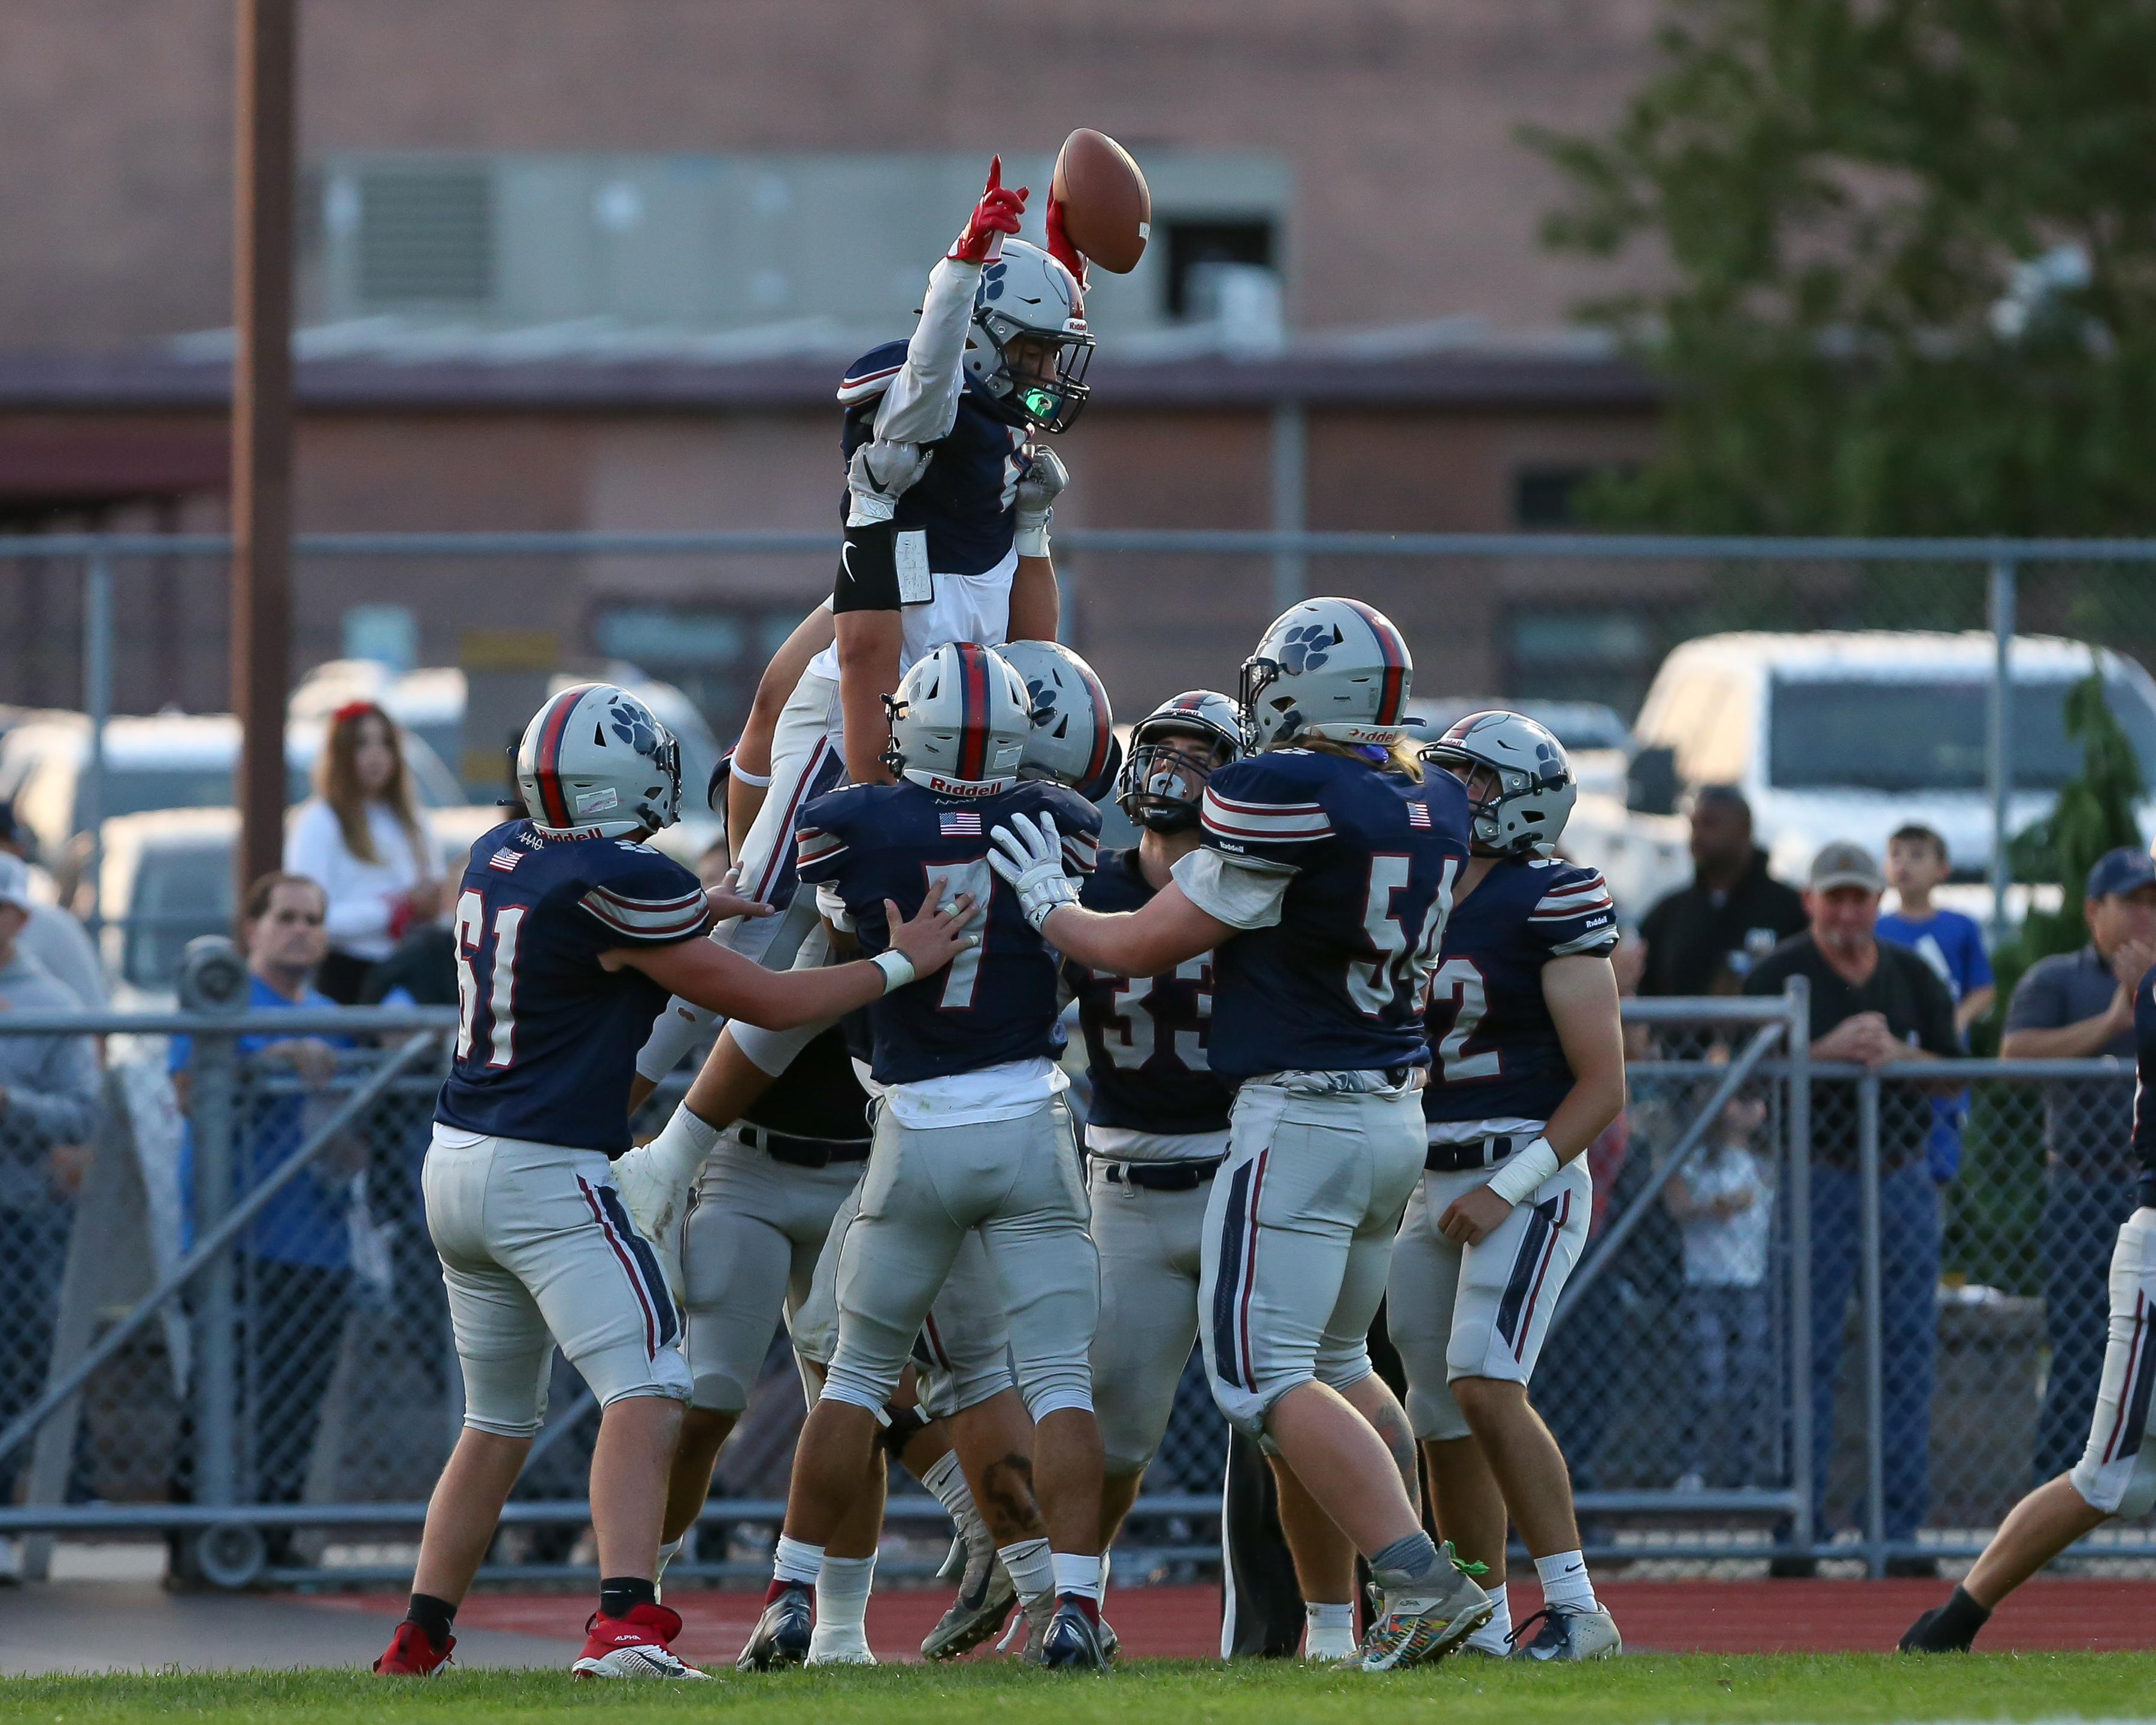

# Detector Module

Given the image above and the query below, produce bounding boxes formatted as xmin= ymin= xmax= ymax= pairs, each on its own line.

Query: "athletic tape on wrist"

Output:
xmin=727 ymin=762 xmax=773 ymax=788
xmin=1484 ymin=1136 xmax=1563 ymax=1207
xmin=872 ymin=949 xmax=917 ymax=993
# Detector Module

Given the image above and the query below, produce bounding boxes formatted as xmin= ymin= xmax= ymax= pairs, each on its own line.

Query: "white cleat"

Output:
xmin=804 ymin=1639 xmax=879 ymax=1667
xmin=1509 ymin=1604 xmax=1622 ymax=1662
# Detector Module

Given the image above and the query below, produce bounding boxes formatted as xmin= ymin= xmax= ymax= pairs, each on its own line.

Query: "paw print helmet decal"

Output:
xmin=518 ymin=683 xmax=684 ymax=839
xmin=993 ymin=639 xmax=1118 ymax=798
xmin=1239 ymin=598 xmax=1413 ymax=750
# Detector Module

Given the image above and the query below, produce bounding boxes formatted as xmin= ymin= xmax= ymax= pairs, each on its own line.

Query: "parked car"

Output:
xmin=1630 ymin=631 xmax=2156 ymax=881
xmin=1407 ymin=697 xmax=1633 ymax=800
xmin=0 ymin=710 xmax=467 ymax=867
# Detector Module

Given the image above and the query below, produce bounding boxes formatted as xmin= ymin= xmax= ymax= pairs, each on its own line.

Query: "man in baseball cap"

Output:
xmin=1744 ymin=839 xmax=1963 ymax=1575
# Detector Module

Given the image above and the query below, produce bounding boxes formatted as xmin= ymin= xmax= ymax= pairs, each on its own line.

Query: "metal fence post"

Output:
xmin=1987 ymin=558 xmax=2016 ymax=948
xmin=1858 ymin=1070 xmax=1886 ymax=1578
xmin=1270 ymin=400 xmax=1306 ymax=613
xmin=1784 ymin=977 xmax=1813 ymax=1560
xmin=189 ymin=1032 xmax=239 ymax=1511
xmin=79 ymin=548 xmax=112 ymax=937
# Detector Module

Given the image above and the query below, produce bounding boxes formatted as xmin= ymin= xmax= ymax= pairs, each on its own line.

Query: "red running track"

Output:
xmin=312 ymin=1577 xmax=2156 ymax=1660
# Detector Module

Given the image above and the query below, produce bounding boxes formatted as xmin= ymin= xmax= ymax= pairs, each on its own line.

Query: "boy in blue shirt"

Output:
xmin=1876 ymin=825 xmax=1994 ymax=1182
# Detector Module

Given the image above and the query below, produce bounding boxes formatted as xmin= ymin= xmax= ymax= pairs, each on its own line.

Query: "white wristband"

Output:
xmin=1484 ymin=1136 xmax=1563 ymax=1207
xmin=1013 ymin=516 xmax=1051 ymax=558
xmin=728 ymin=761 xmax=773 ymax=788
xmin=871 ymin=950 xmax=916 ymax=994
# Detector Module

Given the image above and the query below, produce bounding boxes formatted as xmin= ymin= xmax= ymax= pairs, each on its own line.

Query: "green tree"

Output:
xmin=1528 ymin=0 xmax=2156 ymax=536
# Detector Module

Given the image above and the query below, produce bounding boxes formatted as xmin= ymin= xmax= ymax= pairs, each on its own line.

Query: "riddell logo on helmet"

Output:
xmin=1329 ymin=724 xmax=1400 ymax=745
xmin=921 ymin=773 xmax=1002 ymax=798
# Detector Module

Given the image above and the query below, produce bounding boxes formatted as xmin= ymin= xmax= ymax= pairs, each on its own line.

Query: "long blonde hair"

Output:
xmin=318 ymin=701 xmax=424 ymax=865
xmin=1291 ymin=734 xmax=1425 ymax=783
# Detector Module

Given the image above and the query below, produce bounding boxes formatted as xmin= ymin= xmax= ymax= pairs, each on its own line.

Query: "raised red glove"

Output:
xmin=947 ymin=155 xmax=1027 ymax=264
xmin=1044 ymin=195 xmax=1088 ymax=285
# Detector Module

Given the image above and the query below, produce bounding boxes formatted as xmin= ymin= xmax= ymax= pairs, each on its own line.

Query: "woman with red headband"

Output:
xmin=285 ymin=701 xmax=441 ymax=1003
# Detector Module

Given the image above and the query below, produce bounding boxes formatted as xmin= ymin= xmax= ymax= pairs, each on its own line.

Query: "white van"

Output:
xmin=1631 ymin=632 xmax=2156 ymax=881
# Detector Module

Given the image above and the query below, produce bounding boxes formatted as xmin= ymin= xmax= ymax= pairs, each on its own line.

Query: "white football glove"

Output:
xmin=846 ymin=438 xmax=933 ymax=526
xmin=1012 ymin=447 xmax=1068 ymax=558
xmin=988 ymin=810 xmax=1080 ymax=933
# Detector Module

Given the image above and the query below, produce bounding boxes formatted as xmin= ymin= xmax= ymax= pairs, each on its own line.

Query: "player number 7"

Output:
xmin=920 ymin=858 xmax=995 ymax=1009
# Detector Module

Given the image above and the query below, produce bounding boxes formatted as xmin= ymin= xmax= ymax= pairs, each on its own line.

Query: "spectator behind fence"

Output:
xmin=285 ymin=701 xmax=440 ymax=1004
xmin=1999 ymin=845 xmax=2156 ymax=1484
xmin=168 ymin=871 xmax=355 ymax=1565
xmin=1665 ymin=1087 xmax=1775 ymax=1491
xmin=0 ymin=797 xmax=107 ymax=1010
xmin=1744 ymin=840 xmax=1961 ymax=1576
xmin=1876 ymin=824 xmax=1995 ymax=1184
xmin=0 ymin=852 xmax=98 ymax=1545
xmin=1639 ymin=787 xmax=1809 ymax=997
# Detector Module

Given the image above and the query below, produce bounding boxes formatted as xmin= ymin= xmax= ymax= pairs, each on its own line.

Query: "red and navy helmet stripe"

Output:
xmin=530 ymin=686 xmax=585 ymax=828
xmin=955 ymin=643 xmax=991 ymax=781
xmin=1336 ymin=598 xmax=1410 ymax=724
xmin=1071 ymin=655 xmax=1113 ymax=785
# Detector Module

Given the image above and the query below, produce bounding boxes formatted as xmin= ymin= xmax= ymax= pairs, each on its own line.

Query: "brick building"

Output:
xmin=1 ymin=0 xmax=1675 ymax=732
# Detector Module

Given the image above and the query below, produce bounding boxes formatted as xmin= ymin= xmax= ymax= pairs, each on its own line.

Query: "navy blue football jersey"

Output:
xmin=796 ymin=778 xmax=1102 ymax=1086
xmin=1065 ymin=848 xmax=1234 ymax=1137
xmin=1422 ymin=857 xmax=1618 ymax=1125
xmin=435 ymin=820 xmax=710 ymax=1154
xmin=2134 ymin=964 xmax=2156 ymax=1208
xmin=840 ymin=343 xmax=1028 ymax=577
xmin=1197 ymin=751 xmax=1471 ymax=1079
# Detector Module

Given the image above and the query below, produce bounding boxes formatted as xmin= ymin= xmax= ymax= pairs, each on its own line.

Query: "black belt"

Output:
xmin=1103 ymin=1157 xmax=1226 ymax=1193
xmin=1425 ymin=1134 xmax=1525 ymax=1173
xmin=737 ymin=1122 xmax=871 ymax=1169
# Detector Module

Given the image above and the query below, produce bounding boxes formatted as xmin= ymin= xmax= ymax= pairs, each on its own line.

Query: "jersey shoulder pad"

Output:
xmin=1021 ymin=779 xmax=1103 ymax=873
xmin=1200 ymin=751 xmax=1338 ymax=862
xmin=1525 ymin=859 xmax=1619 ymax=957
xmin=795 ymin=783 xmax=900 ymax=880
xmin=574 ymin=842 xmax=710 ymax=946
xmin=837 ymin=340 xmax=909 ymax=407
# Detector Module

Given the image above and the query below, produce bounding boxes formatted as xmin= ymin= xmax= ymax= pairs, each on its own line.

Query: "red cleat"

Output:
xmin=373 ymin=1620 xmax=453 ymax=1675
xmin=572 ymin=1601 xmax=708 ymax=1679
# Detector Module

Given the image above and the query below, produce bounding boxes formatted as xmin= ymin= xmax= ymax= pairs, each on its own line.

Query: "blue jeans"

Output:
xmin=1807 ymin=1161 xmax=1939 ymax=1541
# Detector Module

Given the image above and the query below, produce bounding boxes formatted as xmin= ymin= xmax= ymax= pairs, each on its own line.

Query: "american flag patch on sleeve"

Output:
xmin=940 ymin=812 xmax=983 ymax=837
xmin=487 ymin=847 xmax=522 ymax=871
xmin=1408 ymin=804 xmax=1432 ymax=829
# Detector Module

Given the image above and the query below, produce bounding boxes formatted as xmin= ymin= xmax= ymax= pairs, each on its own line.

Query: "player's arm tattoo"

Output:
xmin=976 ymin=1452 xmax=1046 ymax=1545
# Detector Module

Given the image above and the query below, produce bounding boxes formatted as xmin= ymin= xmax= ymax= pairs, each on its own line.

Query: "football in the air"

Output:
xmin=1051 ymin=129 xmax=1150 ymax=274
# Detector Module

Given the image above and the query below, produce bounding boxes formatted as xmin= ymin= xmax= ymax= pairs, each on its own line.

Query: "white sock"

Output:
xmin=920 ymin=1449 xmax=993 ymax=1564
xmin=1050 ymin=1552 xmax=1101 ymax=1602
xmin=808 ymin=1554 xmax=876 ymax=1653
xmin=1304 ymin=1600 xmax=1356 ymax=1660
xmin=1467 ymin=1582 xmax=1512 ymax=1653
xmin=773 ymin=1534 xmax=824 ymax=1588
xmin=998 ymin=1536 xmax=1054 ymax=1606
xmin=655 ymin=1536 xmax=683 ymax=1587
xmin=1099 ymin=1548 xmax=1112 ymax=1612
xmin=1535 ymin=1550 xmax=1597 ymax=1615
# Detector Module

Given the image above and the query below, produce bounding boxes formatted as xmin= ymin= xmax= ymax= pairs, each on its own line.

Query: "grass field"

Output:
xmin=6 ymin=1655 xmax=2154 ymax=1725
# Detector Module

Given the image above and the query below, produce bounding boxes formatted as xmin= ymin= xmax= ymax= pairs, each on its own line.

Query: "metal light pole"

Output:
xmin=229 ymin=0 xmax=298 ymax=895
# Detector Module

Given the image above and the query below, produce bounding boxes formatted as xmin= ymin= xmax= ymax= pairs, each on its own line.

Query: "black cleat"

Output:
xmin=921 ymin=1550 xmax=1017 ymax=1661
xmin=735 ymin=1584 xmax=813 ymax=1672
xmin=1037 ymin=1594 xmax=1109 ymax=1670
xmin=1898 ymin=1585 xmax=1991 ymax=1653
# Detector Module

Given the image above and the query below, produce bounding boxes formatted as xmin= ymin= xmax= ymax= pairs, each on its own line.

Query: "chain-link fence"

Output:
xmin=0 ymin=987 xmax=2148 ymax=1588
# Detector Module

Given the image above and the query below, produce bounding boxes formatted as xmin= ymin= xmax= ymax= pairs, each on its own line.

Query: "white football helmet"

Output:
xmin=1116 ymin=689 xmax=1243 ymax=834
xmin=1422 ymin=709 xmax=1576 ymax=858
xmin=962 ymin=240 xmax=1094 ymax=433
xmin=883 ymin=640 xmax=1032 ymax=795
xmin=1239 ymin=597 xmax=1414 ymax=750
xmin=517 ymin=683 xmax=683 ymax=839
xmin=997 ymin=639 xmax=1118 ymax=797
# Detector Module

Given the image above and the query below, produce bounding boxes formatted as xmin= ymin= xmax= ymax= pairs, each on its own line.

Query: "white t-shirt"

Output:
xmin=1678 ymin=1143 xmax=1773 ymax=1288
xmin=853 ymin=1053 xmax=1070 ymax=1130
xmin=283 ymin=798 xmax=437 ymax=962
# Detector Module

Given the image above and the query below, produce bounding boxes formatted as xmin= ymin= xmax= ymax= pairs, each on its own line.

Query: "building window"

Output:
xmin=591 ymin=604 xmax=806 ymax=742
xmin=1512 ymin=465 xmax=1595 ymax=529
xmin=1163 ymin=219 xmax=1274 ymax=319
xmin=1507 ymin=609 xmax=1659 ymax=716
xmin=358 ymin=167 xmax=495 ymax=308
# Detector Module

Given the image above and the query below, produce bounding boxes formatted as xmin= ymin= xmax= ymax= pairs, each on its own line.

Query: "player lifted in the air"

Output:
xmin=738 ymin=641 xmax=1113 ymax=1672
xmin=370 ymin=685 xmax=973 ymax=1681
xmin=1389 ymin=710 xmax=1627 ymax=1661
xmin=991 ymin=598 xmax=1496 ymax=1671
